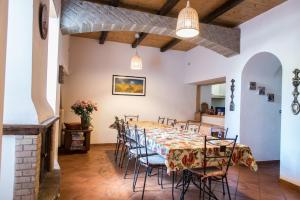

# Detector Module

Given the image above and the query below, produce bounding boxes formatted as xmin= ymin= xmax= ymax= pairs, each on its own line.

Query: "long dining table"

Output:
xmin=129 ymin=121 xmax=258 ymax=173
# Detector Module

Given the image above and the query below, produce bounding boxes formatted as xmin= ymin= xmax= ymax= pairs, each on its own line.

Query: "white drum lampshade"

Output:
xmin=176 ymin=1 xmax=200 ymax=38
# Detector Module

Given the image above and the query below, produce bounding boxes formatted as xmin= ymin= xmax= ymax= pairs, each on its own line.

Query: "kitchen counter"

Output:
xmin=201 ymin=114 xmax=225 ymax=126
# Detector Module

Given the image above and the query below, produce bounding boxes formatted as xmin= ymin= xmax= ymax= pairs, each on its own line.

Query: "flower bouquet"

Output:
xmin=71 ymin=100 xmax=98 ymax=129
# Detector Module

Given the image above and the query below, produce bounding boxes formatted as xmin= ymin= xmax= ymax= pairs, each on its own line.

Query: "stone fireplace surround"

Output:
xmin=3 ymin=116 xmax=59 ymax=200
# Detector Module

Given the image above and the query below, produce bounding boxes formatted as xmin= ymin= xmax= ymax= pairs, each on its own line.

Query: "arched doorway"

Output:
xmin=240 ymin=52 xmax=282 ymax=161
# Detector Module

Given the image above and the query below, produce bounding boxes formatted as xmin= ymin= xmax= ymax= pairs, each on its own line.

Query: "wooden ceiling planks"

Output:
xmin=213 ymin=0 xmax=286 ymax=27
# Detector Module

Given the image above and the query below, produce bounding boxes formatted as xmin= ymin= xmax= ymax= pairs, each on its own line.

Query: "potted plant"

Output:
xmin=71 ymin=100 xmax=98 ymax=129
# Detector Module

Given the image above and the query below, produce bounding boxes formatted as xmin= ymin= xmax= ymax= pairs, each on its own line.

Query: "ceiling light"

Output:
xmin=176 ymin=0 xmax=199 ymax=38
xmin=131 ymin=34 xmax=143 ymax=70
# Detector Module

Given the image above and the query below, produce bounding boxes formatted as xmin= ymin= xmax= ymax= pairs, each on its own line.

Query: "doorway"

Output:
xmin=240 ymin=52 xmax=282 ymax=161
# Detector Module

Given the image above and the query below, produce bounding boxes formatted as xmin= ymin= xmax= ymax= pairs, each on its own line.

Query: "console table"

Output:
xmin=63 ymin=128 xmax=92 ymax=153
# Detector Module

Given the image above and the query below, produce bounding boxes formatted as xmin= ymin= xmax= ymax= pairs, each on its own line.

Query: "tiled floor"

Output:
xmin=58 ymin=145 xmax=300 ymax=200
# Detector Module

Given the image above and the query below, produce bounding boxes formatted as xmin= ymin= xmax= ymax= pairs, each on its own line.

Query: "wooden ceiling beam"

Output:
xmin=99 ymin=31 xmax=108 ymax=44
xmin=201 ymin=0 xmax=245 ymax=23
xmin=161 ymin=0 xmax=244 ymax=52
xmin=131 ymin=0 xmax=180 ymax=48
xmin=160 ymin=38 xmax=181 ymax=52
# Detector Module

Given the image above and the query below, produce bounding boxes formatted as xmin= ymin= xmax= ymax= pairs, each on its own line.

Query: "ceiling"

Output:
xmin=71 ymin=0 xmax=286 ymax=52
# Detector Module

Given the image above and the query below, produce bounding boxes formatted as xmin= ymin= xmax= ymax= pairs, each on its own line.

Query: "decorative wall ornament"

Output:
xmin=39 ymin=3 xmax=48 ymax=40
xmin=267 ymin=93 xmax=275 ymax=102
xmin=230 ymin=79 xmax=235 ymax=111
xmin=258 ymin=86 xmax=266 ymax=95
xmin=291 ymin=69 xmax=300 ymax=115
xmin=249 ymin=82 xmax=256 ymax=90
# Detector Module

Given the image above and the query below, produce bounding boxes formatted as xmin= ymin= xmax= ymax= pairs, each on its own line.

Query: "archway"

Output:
xmin=240 ymin=52 xmax=282 ymax=161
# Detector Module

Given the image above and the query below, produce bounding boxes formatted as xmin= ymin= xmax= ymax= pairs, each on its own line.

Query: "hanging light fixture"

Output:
xmin=176 ymin=0 xmax=199 ymax=38
xmin=130 ymin=33 xmax=143 ymax=70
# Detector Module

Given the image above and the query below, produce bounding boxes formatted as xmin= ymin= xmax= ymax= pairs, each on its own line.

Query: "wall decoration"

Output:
xmin=230 ymin=79 xmax=235 ymax=111
xmin=249 ymin=82 xmax=257 ymax=90
xmin=291 ymin=69 xmax=300 ymax=115
xmin=267 ymin=93 xmax=275 ymax=102
xmin=112 ymin=75 xmax=146 ymax=96
xmin=39 ymin=3 xmax=49 ymax=40
xmin=58 ymin=65 xmax=64 ymax=84
xmin=258 ymin=86 xmax=266 ymax=95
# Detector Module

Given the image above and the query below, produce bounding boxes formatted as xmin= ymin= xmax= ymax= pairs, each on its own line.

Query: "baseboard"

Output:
xmin=90 ymin=143 xmax=116 ymax=146
xmin=256 ymin=160 xmax=280 ymax=165
xmin=279 ymin=179 xmax=300 ymax=191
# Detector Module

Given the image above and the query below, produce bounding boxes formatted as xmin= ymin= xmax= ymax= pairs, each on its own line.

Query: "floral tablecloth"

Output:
xmin=129 ymin=121 xmax=258 ymax=173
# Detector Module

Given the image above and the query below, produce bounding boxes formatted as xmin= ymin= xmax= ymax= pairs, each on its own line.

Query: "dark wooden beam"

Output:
xmin=160 ymin=38 xmax=181 ymax=52
xmin=157 ymin=0 xmax=180 ymax=15
xmin=201 ymin=0 xmax=245 ymax=23
xmin=131 ymin=33 xmax=148 ymax=48
xmin=131 ymin=0 xmax=179 ymax=48
xmin=99 ymin=31 xmax=108 ymax=44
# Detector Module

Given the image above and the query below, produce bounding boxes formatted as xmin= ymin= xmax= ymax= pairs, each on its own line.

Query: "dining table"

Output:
xmin=128 ymin=121 xmax=258 ymax=173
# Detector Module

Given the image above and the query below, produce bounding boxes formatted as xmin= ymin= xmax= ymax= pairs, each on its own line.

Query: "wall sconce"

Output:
xmin=230 ymin=79 xmax=235 ymax=111
xmin=291 ymin=69 xmax=300 ymax=115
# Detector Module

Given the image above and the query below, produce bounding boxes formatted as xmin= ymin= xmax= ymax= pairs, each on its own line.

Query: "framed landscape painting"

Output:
xmin=112 ymin=75 xmax=146 ymax=96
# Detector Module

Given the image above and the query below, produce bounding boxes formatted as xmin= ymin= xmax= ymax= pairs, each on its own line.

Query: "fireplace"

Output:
xmin=3 ymin=116 xmax=59 ymax=200
xmin=40 ymin=125 xmax=53 ymax=183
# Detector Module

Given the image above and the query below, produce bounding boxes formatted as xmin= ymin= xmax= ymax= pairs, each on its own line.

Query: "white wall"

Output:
xmin=184 ymin=0 xmax=300 ymax=186
xmin=62 ymin=37 xmax=196 ymax=144
xmin=0 ymin=0 xmax=8 ymax=178
xmin=240 ymin=52 xmax=282 ymax=161
xmin=0 ymin=136 xmax=15 ymax=200
xmin=4 ymin=0 xmax=38 ymax=124
xmin=32 ymin=0 xmax=54 ymax=123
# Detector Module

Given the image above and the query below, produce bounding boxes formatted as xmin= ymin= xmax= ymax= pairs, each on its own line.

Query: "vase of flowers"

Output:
xmin=71 ymin=100 xmax=98 ymax=130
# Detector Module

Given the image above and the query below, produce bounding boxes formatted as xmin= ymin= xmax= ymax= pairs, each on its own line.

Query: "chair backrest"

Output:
xmin=186 ymin=120 xmax=201 ymax=133
xmin=174 ymin=121 xmax=187 ymax=130
xmin=124 ymin=122 xmax=136 ymax=148
xmin=135 ymin=127 xmax=149 ymax=165
xmin=158 ymin=116 xmax=165 ymax=124
xmin=167 ymin=118 xmax=176 ymax=127
xmin=124 ymin=115 xmax=139 ymax=122
xmin=211 ymin=127 xmax=229 ymax=139
xmin=203 ymin=135 xmax=238 ymax=175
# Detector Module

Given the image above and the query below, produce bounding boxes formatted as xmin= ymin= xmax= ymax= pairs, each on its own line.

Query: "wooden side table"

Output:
xmin=63 ymin=128 xmax=92 ymax=153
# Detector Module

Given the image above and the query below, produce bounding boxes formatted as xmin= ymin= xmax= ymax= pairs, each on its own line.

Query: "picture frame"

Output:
xmin=112 ymin=75 xmax=146 ymax=96
xmin=267 ymin=93 xmax=275 ymax=102
xmin=249 ymin=82 xmax=257 ymax=90
xmin=258 ymin=86 xmax=266 ymax=95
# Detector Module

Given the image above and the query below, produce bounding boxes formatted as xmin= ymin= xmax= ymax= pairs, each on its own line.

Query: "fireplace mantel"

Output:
xmin=3 ymin=116 xmax=59 ymax=135
xmin=2 ymin=116 xmax=60 ymax=200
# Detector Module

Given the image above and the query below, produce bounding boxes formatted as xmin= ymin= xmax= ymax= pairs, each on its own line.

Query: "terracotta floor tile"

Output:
xmin=58 ymin=145 xmax=300 ymax=200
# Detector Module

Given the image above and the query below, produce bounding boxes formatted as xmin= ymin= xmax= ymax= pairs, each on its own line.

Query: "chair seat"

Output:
xmin=125 ymin=141 xmax=137 ymax=148
xmin=130 ymin=148 xmax=156 ymax=156
xmin=139 ymin=155 xmax=165 ymax=166
xmin=189 ymin=166 xmax=225 ymax=178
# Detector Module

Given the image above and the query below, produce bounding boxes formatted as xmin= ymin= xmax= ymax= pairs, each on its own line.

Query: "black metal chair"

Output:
xmin=125 ymin=115 xmax=139 ymax=122
xmin=211 ymin=127 xmax=229 ymax=139
xmin=158 ymin=116 xmax=165 ymax=124
xmin=186 ymin=120 xmax=201 ymax=133
xmin=167 ymin=118 xmax=176 ymax=127
xmin=123 ymin=125 xmax=157 ymax=180
xmin=175 ymin=121 xmax=187 ymax=131
xmin=113 ymin=118 xmax=126 ymax=165
xmin=133 ymin=128 xmax=166 ymax=200
xmin=184 ymin=135 xmax=238 ymax=200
